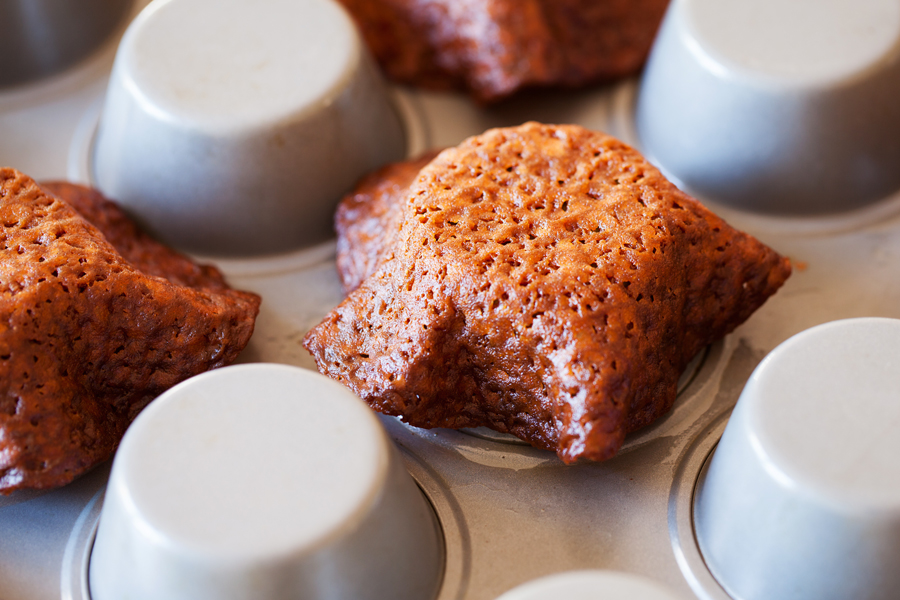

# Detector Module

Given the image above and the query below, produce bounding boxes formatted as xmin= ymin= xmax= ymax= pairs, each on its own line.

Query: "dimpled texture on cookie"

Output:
xmin=0 ymin=170 xmax=260 ymax=492
xmin=304 ymin=123 xmax=791 ymax=463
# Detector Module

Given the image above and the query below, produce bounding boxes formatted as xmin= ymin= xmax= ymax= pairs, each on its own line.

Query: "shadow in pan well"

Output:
xmin=461 ymin=343 xmax=715 ymax=449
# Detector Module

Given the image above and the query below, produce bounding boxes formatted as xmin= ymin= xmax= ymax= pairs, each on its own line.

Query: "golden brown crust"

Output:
xmin=338 ymin=0 xmax=670 ymax=102
xmin=305 ymin=123 xmax=791 ymax=463
xmin=336 ymin=151 xmax=440 ymax=294
xmin=0 ymin=171 xmax=260 ymax=493
xmin=39 ymin=182 xmax=232 ymax=291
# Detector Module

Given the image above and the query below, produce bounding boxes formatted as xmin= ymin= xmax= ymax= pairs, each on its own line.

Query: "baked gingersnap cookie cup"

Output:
xmin=92 ymin=0 xmax=405 ymax=256
xmin=694 ymin=318 xmax=900 ymax=600
xmin=88 ymin=364 xmax=443 ymax=600
xmin=636 ymin=0 xmax=900 ymax=215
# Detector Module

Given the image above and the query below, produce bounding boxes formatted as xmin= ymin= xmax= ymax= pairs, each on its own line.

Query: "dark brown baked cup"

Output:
xmin=338 ymin=0 xmax=670 ymax=102
xmin=305 ymin=123 xmax=790 ymax=463
xmin=0 ymin=170 xmax=260 ymax=493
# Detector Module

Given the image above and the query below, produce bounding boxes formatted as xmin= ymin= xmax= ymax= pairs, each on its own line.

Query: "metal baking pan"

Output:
xmin=3 ymin=0 xmax=900 ymax=598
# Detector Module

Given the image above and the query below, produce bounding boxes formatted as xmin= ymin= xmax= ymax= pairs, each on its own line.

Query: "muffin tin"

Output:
xmin=695 ymin=318 xmax=900 ymax=600
xmin=89 ymin=364 xmax=443 ymax=600
xmin=3 ymin=0 xmax=900 ymax=598
xmin=638 ymin=0 xmax=900 ymax=214
xmin=92 ymin=0 xmax=405 ymax=256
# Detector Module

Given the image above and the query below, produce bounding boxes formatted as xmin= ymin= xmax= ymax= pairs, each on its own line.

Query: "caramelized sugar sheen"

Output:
xmin=305 ymin=123 xmax=790 ymax=463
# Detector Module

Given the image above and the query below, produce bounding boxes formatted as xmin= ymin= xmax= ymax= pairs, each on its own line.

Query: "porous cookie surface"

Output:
xmin=338 ymin=0 xmax=670 ymax=102
xmin=40 ymin=182 xmax=234 ymax=291
xmin=336 ymin=151 xmax=439 ymax=294
xmin=305 ymin=123 xmax=791 ymax=463
xmin=0 ymin=171 xmax=260 ymax=493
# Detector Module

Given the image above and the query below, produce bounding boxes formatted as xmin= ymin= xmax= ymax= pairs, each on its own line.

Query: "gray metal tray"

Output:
xmin=4 ymin=5 xmax=900 ymax=599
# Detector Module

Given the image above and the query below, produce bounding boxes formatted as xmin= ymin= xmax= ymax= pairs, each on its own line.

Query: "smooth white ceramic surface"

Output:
xmin=695 ymin=318 xmax=900 ymax=600
xmin=494 ymin=570 xmax=686 ymax=600
xmin=636 ymin=0 xmax=900 ymax=214
xmin=88 ymin=364 xmax=442 ymax=600
xmin=92 ymin=0 xmax=406 ymax=256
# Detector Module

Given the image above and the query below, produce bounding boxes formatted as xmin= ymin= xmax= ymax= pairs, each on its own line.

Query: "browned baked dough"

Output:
xmin=40 ymin=182 xmax=232 ymax=291
xmin=336 ymin=151 xmax=440 ymax=294
xmin=0 ymin=170 xmax=260 ymax=493
xmin=337 ymin=0 xmax=670 ymax=102
xmin=304 ymin=123 xmax=791 ymax=463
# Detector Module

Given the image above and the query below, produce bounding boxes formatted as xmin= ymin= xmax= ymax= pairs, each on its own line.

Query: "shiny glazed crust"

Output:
xmin=0 ymin=171 xmax=260 ymax=493
xmin=305 ymin=123 xmax=791 ymax=463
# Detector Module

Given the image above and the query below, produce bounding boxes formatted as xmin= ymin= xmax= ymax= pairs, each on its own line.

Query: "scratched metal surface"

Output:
xmin=4 ymin=4 xmax=900 ymax=600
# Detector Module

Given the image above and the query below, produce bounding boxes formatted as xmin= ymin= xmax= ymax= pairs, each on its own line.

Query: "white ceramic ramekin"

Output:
xmin=494 ymin=570 xmax=686 ymax=600
xmin=88 ymin=364 xmax=442 ymax=600
xmin=92 ymin=0 xmax=406 ymax=256
xmin=636 ymin=0 xmax=900 ymax=214
xmin=695 ymin=318 xmax=900 ymax=600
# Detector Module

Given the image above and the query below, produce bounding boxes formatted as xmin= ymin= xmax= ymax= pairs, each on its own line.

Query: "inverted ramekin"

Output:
xmin=88 ymin=363 xmax=443 ymax=600
xmin=0 ymin=0 xmax=133 ymax=88
xmin=636 ymin=0 xmax=900 ymax=214
xmin=92 ymin=0 xmax=406 ymax=256
xmin=494 ymin=570 xmax=686 ymax=600
xmin=695 ymin=318 xmax=900 ymax=600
